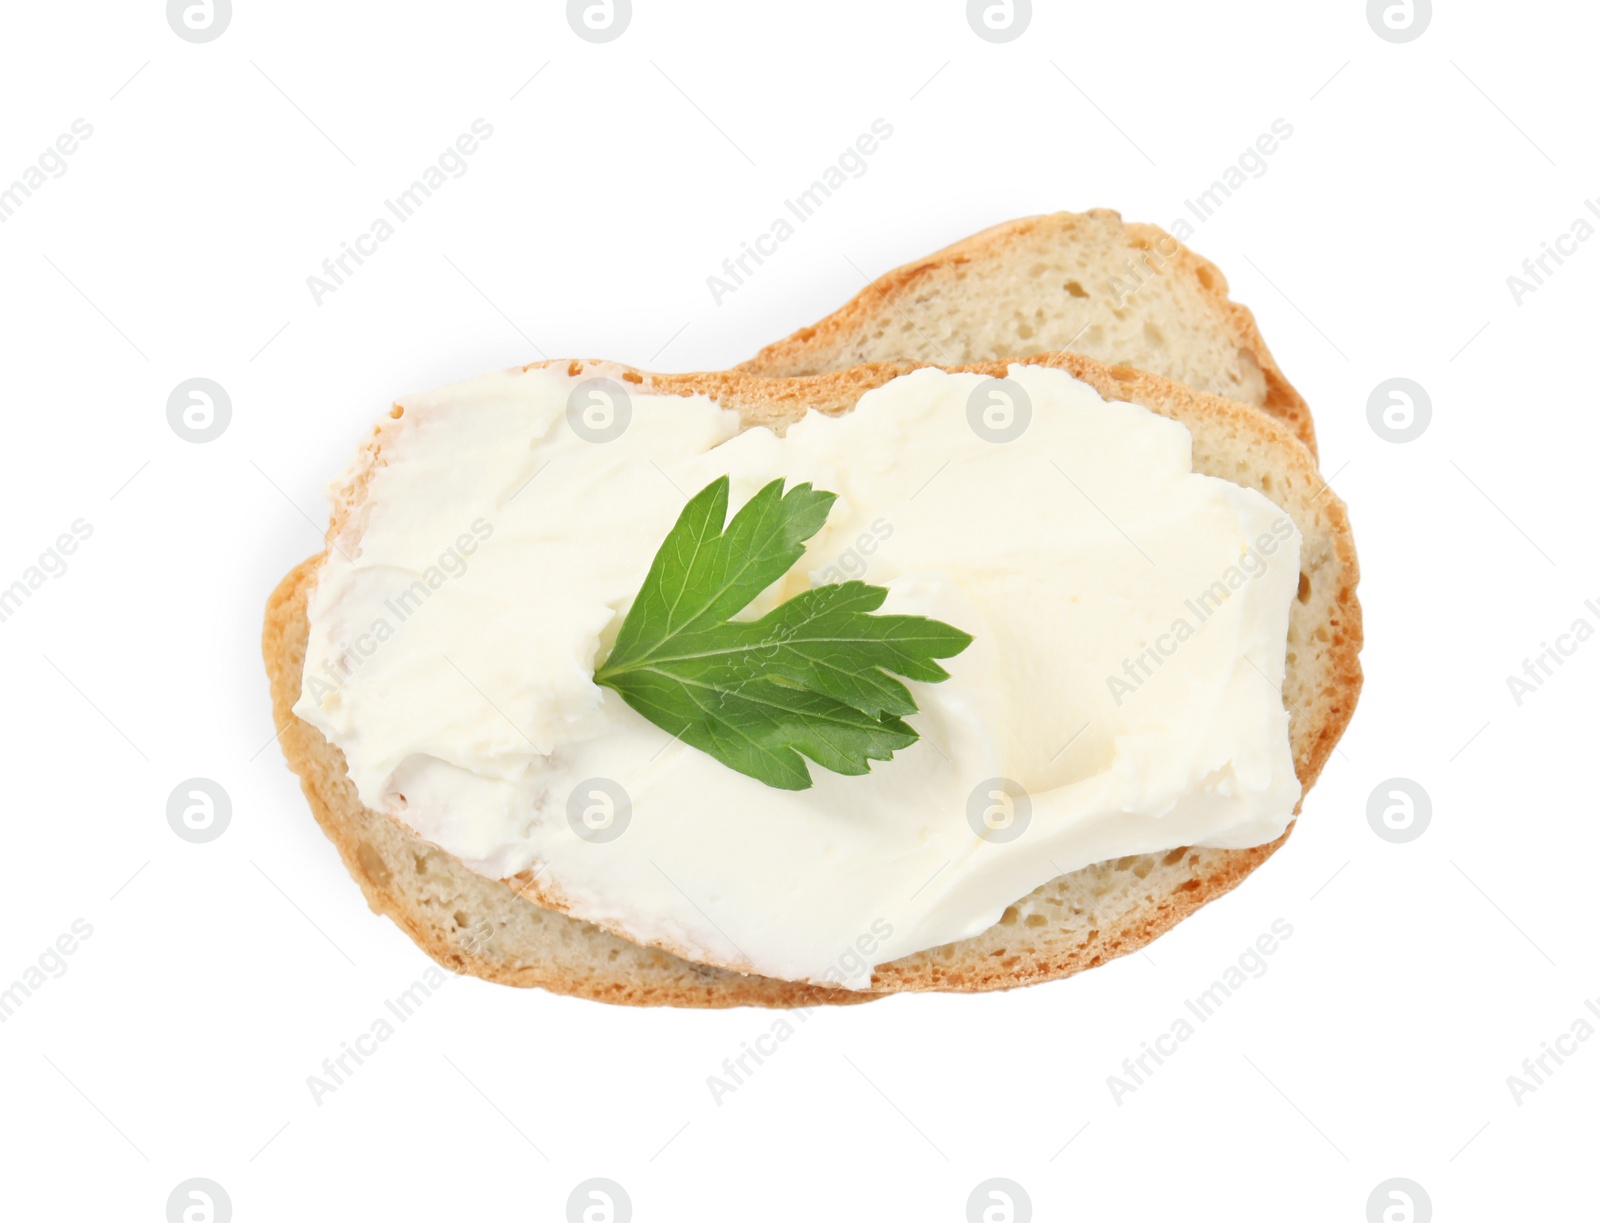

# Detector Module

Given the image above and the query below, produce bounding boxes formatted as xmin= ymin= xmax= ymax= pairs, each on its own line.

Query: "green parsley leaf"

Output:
xmin=594 ymin=476 xmax=973 ymax=790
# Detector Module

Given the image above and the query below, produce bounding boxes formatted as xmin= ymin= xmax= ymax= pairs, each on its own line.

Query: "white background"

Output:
xmin=1 ymin=1 xmax=1594 ymax=1219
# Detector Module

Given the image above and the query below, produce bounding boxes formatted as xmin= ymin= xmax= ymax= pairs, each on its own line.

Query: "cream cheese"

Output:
xmin=295 ymin=363 xmax=1303 ymax=988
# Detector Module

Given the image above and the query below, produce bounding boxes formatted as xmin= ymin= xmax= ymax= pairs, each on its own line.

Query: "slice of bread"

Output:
xmin=739 ymin=210 xmax=1317 ymax=455
xmin=263 ymin=352 xmax=1361 ymax=1006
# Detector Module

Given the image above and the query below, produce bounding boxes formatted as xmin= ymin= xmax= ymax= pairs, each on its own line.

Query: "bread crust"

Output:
xmin=737 ymin=210 xmax=1318 ymax=456
xmin=263 ymin=351 xmax=1361 ymax=1005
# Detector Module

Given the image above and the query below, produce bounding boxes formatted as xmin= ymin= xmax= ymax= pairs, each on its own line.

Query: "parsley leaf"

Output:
xmin=594 ymin=476 xmax=973 ymax=790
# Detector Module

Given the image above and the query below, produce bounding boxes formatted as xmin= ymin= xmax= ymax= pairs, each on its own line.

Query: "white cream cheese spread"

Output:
xmin=295 ymin=363 xmax=1303 ymax=988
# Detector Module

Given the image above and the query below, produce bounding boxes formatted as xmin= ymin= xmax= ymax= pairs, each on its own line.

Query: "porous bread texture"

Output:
xmin=263 ymin=352 xmax=1361 ymax=1006
xmin=739 ymin=209 xmax=1317 ymax=455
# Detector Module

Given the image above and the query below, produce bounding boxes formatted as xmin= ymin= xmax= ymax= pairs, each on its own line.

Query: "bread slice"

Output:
xmin=739 ymin=210 xmax=1317 ymax=455
xmin=263 ymin=352 xmax=1361 ymax=1006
